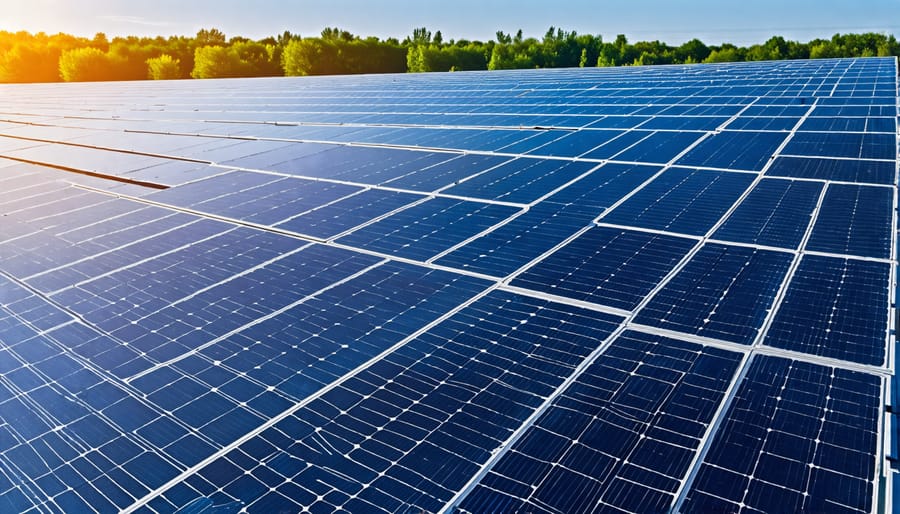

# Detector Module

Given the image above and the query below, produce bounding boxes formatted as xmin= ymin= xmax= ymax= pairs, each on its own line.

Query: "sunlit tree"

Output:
xmin=147 ymin=54 xmax=181 ymax=79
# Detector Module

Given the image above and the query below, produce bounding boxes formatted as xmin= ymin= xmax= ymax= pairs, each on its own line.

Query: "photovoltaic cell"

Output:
xmin=725 ymin=116 xmax=801 ymax=131
xmin=676 ymin=131 xmax=789 ymax=171
xmin=459 ymin=330 xmax=742 ymax=514
xmin=781 ymin=132 xmax=895 ymax=160
xmin=634 ymin=244 xmax=794 ymax=344
xmin=273 ymin=189 xmax=423 ymax=239
xmin=511 ymin=226 xmax=696 ymax=310
xmin=524 ymin=129 xmax=625 ymax=157
xmin=766 ymin=156 xmax=896 ymax=185
xmin=434 ymin=163 xmax=662 ymax=277
xmin=763 ymin=255 xmax=890 ymax=366
xmin=713 ymin=178 xmax=823 ymax=249
xmin=442 ymin=158 xmax=596 ymax=204
xmin=611 ymin=130 xmax=705 ymax=164
xmin=383 ymin=154 xmax=510 ymax=192
xmin=152 ymin=174 xmax=364 ymax=226
xmin=805 ymin=184 xmax=893 ymax=259
xmin=578 ymin=130 xmax=652 ymax=159
xmin=337 ymin=198 xmax=520 ymax=261
xmin=682 ymin=356 xmax=881 ymax=514
xmin=602 ymin=168 xmax=756 ymax=236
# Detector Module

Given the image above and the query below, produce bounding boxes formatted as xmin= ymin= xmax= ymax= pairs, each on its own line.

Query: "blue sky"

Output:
xmin=3 ymin=0 xmax=899 ymax=46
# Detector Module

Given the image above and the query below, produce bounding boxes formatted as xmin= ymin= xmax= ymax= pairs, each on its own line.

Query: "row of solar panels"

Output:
xmin=0 ymin=184 xmax=887 ymax=513
xmin=0 ymin=57 xmax=895 ymax=514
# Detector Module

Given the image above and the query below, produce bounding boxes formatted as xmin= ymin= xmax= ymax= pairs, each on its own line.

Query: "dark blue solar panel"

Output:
xmin=634 ymin=244 xmax=793 ymax=344
xmin=725 ymin=116 xmax=801 ymax=131
xmin=813 ymin=105 xmax=896 ymax=117
xmin=602 ymin=168 xmax=755 ymax=236
xmin=0 ymin=282 xmax=214 ymax=513
xmin=383 ymin=154 xmax=510 ymax=192
xmin=742 ymin=105 xmax=810 ymax=117
xmin=0 ymin=274 xmax=76 ymax=331
xmin=274 ymin=189 xmax=422 ymax=239
xmin=24 ymin=217 xmax=233 ymax=293
xmin=766 ymin=156 xmax=896 ymax=184
xmin=263 ymin=146 xmax=456 ymax=184
xmin=434 ymin=203 xmax=588 ymax=277
xmin=459 ymin=330 xmax=742 ymax=514
xmin=156 ymin=291 xmax=622 ymax=513
xmin=540 ymin=162 xmax=661 ymax=218
xmin=152 ymin=174 xmax=363 ymax=226
xmin=126 ymin=262 xmax=489 ymax=443
xmin=638 ymin=116 xmax=727 ymax=131
xmin=443 ymin=158 xmax=596 ymax=203
xmin=494 ymin=130 xmax=570 ymax=155
xmin=799 ymin=116 xmax=895 ymax=133
xmin=216 ymin=142 xmax=336 ymax=170
xmin=805 ymin=184 xmax=893 ymax=259
xmin=436 ymin=163 xmax=660 ymax=277
xmin=713 ymin=178 xmax=823 ymax=249
xmin=782 ymin=132 xmax=895 ymax=160
xmin=611 ymin=131 xmax=704 ymax=164
xmin=587 ymin=116 xmax=650 ymax=129
xmin=682 ymin=356 xmax=881 ymax=514
xmin=525 ymin=129 xmax=624 ymax=157
xmin=0 ymin=207 xmax=190 ymax=280
xmin=578 ymin=130 xmax=652 ymax=159
xmin=337 ymin=198 xmax=520 ymax=261
xmin=677 ymin=131 xmax=789 ymax=171
xmin=764 ymin=255 xmax=890 ymax=366
xmin=511 ymin=227 xmax=696 ymax=310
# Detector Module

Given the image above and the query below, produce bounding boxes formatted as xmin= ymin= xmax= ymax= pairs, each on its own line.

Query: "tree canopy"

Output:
xmin=0 ymin=27 xmax=895 ymax=83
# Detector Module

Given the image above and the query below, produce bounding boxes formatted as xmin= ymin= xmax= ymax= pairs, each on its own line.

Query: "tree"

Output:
xmin=409 ymin=27 xmax=432 ymax=45
xmin=91 ymin=32 xmax=109 ymax=52
xmin=676 ymin=38 xmax=710 ymax=63
xmin=147 ymin=54 xmax=181 ymax=79
xmin=704 ymin=45 xmax=742 ymax=63
xmin=196 ymin=28 xmax=226 ymax=46
xmin=59 ymin=47 xmax=118 ymax=81
xmin=0 ymin=43 xmax=62 ymax=82
xmin=191 ymin=45 xmax=255 ymax=78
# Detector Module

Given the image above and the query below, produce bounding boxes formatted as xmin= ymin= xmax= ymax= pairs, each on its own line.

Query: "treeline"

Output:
xmin=0 ymin=28 xmax=898 ymax=83
xmin=408 ymin=29 xmax=900 ymax=71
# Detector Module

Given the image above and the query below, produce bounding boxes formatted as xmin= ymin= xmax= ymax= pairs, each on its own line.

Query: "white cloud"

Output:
xmin=99 ymin=15 xmax=172 ymax=27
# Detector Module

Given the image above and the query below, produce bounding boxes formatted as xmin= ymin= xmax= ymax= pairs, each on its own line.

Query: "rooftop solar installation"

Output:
xmin=0 ymin=57 xmax=896 ymax=514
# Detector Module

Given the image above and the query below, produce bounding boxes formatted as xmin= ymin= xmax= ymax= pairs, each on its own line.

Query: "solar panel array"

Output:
xmin=0 ymin=57 xmax=896 ymax=514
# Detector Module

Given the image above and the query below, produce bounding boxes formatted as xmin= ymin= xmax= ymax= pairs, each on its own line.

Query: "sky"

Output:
xmin=2 ymin=0 xmax=899 ymax=46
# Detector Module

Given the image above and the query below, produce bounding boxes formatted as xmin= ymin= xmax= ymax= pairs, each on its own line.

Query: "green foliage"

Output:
xmin=0 ymin=27 xmax=899 ymax=83
xmin=196 ymin=28 xmax=226 ymax=46
xmin=191 ymin=45 xmax=253 ymax=78
xmin=283 ymin=37 xmax=405 ymax=76
xmin=676 ymin=38 xmax=710 ymax=63
xmin=59 ymin=47 xmax=119 ymax=81
xmin=147 ymin=54 xmax=181 ymax=80
xmin=705 ymin=46 xmax=742 ymax=63
xmin=0 ymin=43 xmax=62 ymax=82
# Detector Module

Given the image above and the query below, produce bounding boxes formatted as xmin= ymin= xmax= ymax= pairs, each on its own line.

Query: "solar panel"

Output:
xmin=680 ymin=355 xmax=882 ymax=514
xmin=0 ymin=57 xmax=896 ymax=514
